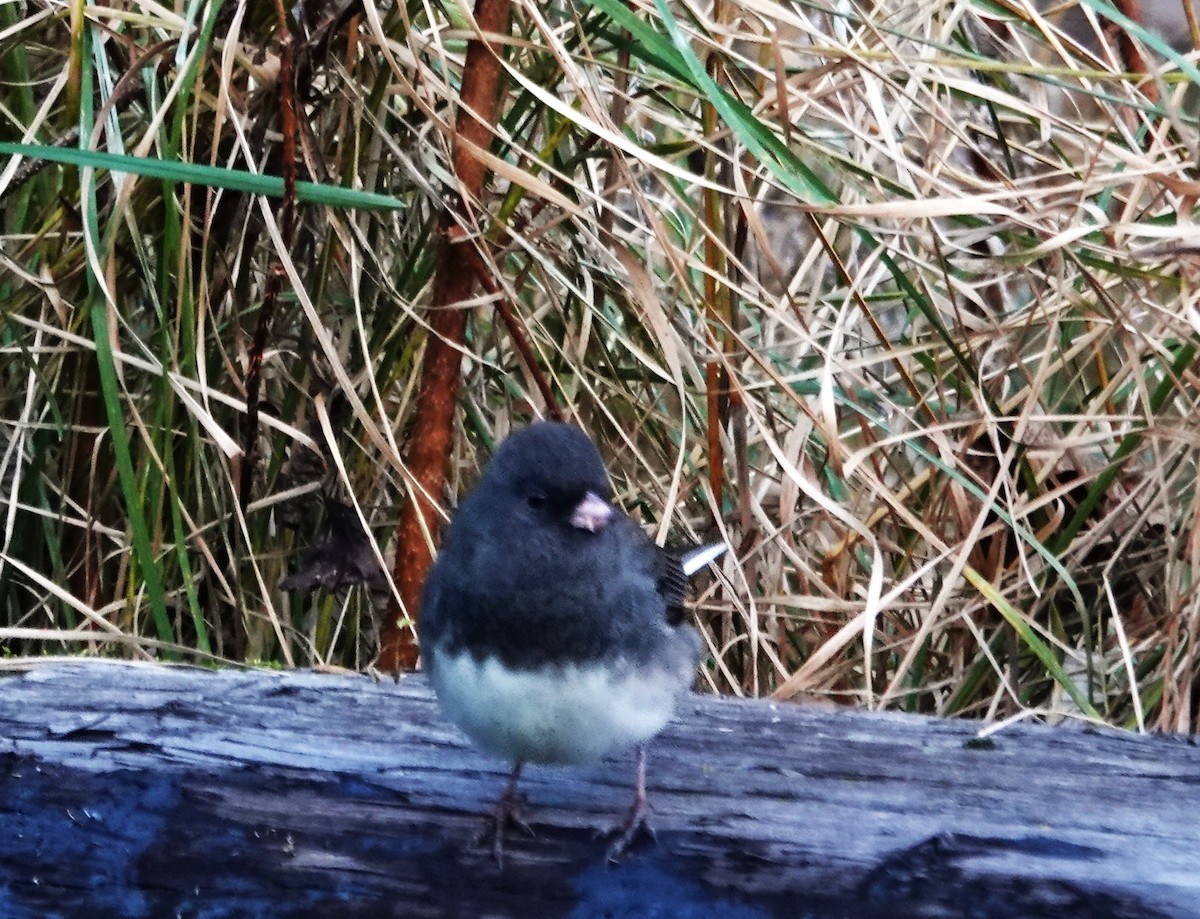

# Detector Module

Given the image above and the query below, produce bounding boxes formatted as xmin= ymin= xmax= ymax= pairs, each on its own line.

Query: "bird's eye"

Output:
xmin=526 ymin=489 xmax=547 ymax=510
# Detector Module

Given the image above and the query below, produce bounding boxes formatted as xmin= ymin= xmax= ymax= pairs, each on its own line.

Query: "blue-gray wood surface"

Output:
xmin=0 ymin=661 xmax=1197 ymax=918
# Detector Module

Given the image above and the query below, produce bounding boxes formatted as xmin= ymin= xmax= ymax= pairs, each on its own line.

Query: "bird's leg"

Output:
xmin=477 ymin=761 xmax=535 ymax=866
xmin=605 ymin=746 xmax=656 ymax=863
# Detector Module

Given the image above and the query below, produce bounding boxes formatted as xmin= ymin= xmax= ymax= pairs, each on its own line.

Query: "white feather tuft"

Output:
xmin=680 ymin=542 xmax=728 ymax=577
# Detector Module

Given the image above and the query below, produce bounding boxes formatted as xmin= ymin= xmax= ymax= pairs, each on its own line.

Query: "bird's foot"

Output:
xmin=601 ymin=792 xmax=656 ymax=864
xmin=476 ymin=786 xmax=536 ymax=867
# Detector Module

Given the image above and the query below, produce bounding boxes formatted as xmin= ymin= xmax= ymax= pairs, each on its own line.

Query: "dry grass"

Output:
xmin=1 ymin=0 xmax=1198 ymax=731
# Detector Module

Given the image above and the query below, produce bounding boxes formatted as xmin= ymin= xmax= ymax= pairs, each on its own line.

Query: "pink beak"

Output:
xmin=570 ymin=491 xmax=614 ymax=532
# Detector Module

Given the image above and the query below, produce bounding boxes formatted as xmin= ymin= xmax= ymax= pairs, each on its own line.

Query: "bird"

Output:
xmin=418 ymin=421 xmax=726 ymax=865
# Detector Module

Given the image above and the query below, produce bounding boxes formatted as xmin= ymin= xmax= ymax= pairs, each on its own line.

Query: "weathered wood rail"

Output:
xmin=0 ymin=661 xmax=1196 ymax=917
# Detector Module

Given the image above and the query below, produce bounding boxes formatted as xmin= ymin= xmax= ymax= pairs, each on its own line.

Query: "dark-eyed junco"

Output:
xmin=419 ymin=421 xmax=726 ymax=864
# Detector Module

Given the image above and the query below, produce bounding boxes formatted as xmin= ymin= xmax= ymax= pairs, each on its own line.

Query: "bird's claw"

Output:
xmin=476 ymin=789 xmax=536 ymax=867
xmin=601 ymin=795 xmax=656 ymax=863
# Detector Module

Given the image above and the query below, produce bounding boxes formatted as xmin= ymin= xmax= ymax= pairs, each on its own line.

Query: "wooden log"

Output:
xmin=0 ymin=661 xmax=1196 ymax=917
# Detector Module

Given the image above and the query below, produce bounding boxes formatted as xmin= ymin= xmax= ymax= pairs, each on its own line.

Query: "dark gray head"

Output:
xmin=471 ymin=422 xmax=615 ymax=536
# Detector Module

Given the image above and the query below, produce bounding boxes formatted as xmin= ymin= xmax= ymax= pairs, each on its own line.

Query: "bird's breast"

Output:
xmin=426 ymin=649 xmax=688 ymax=766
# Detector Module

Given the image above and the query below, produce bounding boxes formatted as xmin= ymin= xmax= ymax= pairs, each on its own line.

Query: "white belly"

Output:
xmin=428 ymin=652 xmax=686 ymax=765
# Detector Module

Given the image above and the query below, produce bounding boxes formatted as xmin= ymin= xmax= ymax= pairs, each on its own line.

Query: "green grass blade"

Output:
xmin=964 ymin=567 xmax=1102 ymax=721
xmin=0 ymin=143 xmax=403 ymax=211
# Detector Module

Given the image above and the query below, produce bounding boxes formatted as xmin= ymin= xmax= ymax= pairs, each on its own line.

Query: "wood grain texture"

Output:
xmin=0 ymin=661 xmax=1197 ymax=918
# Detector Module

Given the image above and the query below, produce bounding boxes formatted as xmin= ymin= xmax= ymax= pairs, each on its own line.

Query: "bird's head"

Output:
xmin=482 ymin=422 xmax=615 ymax=534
